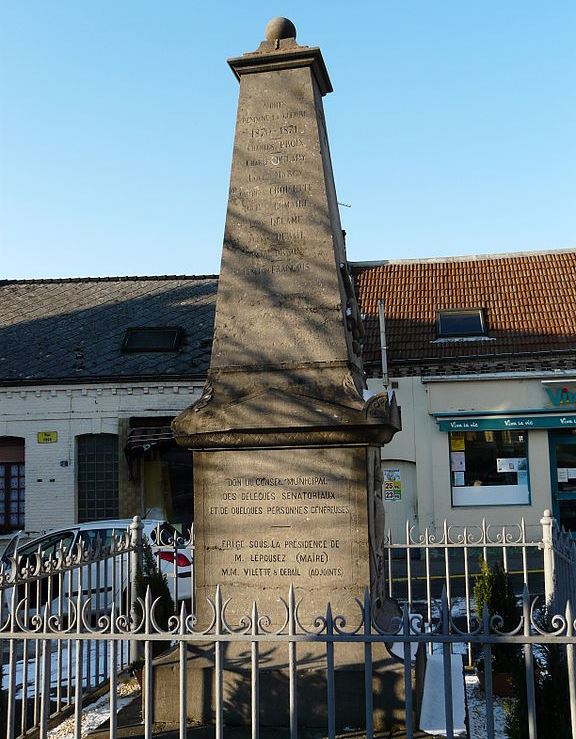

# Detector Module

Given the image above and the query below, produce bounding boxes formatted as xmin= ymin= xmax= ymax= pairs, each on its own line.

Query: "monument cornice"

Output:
xmin=228 ymin=45 xmax=333 ymax=96
xmin=172 ymin=385 xmax=401 ymax=449
xmin=206 ymin=359 xmax=363 ymax=375
xmin=174 ymin=425 xmax=399 ymax=451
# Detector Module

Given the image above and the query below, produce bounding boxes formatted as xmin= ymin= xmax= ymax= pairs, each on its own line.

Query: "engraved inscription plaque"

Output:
xmin=194 ymin=447 xmax=369 ymax=625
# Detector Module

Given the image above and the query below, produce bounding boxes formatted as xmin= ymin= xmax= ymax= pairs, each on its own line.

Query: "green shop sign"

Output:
xmin=438 ymin=415 xmax=576 ymax=432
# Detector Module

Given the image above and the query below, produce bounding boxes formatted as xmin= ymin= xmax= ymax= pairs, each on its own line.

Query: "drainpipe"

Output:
xmin=378 ymin=299 xmax=388 ymax=388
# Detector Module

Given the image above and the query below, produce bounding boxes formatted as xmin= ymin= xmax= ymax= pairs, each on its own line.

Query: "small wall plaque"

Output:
xmin=37 ymin=431 xmax=58 ymax=444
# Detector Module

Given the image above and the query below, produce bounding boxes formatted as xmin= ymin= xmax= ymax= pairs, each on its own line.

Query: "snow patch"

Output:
xmin=419 ymin=654 xmax=467 ymax=736
xmin=465 ymin=673 xmax=508 ymax=739
xmin=47 ymin=680 xmax=139 ymax=739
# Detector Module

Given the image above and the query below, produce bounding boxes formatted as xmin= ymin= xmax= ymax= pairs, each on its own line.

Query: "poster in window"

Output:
xmin=497 ymin=458 xmax=525 ymax=473
xmin=453 ymin=471 xmax=465 ymax=486
xmin=497 ymin=458 xmax=513 ymax=472
xmin=384 ymin=469 xmax=402 ymax=500
xmin=568 ymin=468 xmax=576 ymax=479
xmin=517 ymin=470 xmax=528 ymax=486
xmin=450 ymin=452 xmax=466 ymax=472
xmin=558 ymin=468 xmax=569 ymax=483
xmin=450 ymin=433 xmax=465 ymax=451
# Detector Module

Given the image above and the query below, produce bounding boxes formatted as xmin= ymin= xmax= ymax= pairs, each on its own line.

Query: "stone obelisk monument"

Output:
xmin=173 ymin=18 xmax=400 ymax=626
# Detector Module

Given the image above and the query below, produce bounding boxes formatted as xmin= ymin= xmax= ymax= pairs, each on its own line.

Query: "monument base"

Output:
xmin=152 ymin=643 xmax=423 ymax=732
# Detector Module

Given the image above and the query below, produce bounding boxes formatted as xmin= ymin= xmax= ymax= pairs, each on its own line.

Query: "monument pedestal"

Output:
xmin=193 ymin=446 xmax=369 ymax=629
xmin=153 ymin=642 xmax=421 ymax=733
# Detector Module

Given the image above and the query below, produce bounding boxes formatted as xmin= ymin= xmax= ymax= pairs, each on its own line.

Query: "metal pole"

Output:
xmin=143 ymin=588 xmax=153 ymax=739
xmin=288 ymin=585 xmax=298 ymax=739
xmin=377 ymin=299 xmax=388 ymax=387
xmin=541 ymin=509 xmax=556 ymax=609
xmin=481 ymin=605 xmax=495 ymax=739
xmin=179 ymin=602 xmax=187 ymax=739
xmin=251 ymin=601 xmax=260 ymax=739
xmin=109 ymin=603 xmax=118 ymax=739
xmin=74 ymin=566 xmax=84 ymax=739
xmin=326 ymin=603 xmax=335 ymax=739
xmin=406 ymin=520 xmax=413 ymax=611
xmin=522 ymin=585 xmax=537 ymax=739
xmin=363 ymin=588 xmax=373 ymax=739
xmin=215 ymin=586 xmax=223 ymax=739
xmin=463 ymin=528 xmax=473 ymax=668
xmin=130 ymin=516 xmax=144 ymax=664
xmin=441 ymin=588 xmax=454 ymax=739
xmin=402 ymin=606 xmax=413 ymax=739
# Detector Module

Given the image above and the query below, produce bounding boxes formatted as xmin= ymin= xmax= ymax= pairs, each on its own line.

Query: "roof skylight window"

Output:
xmin=122 ymin=327 xmax=183 ymax=353
xmin=436 ymin=309 xmax=486 ymax=338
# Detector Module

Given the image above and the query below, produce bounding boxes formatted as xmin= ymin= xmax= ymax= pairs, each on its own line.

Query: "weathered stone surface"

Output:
xmin=152 ymin=644 xmax=418 ymax=732
xmin=174 ymin=374 xmax=399 ymax=449
xmin=211 ymin=63 xmax=348 ymax=373
xmin=194 ymin=446 xmax=368 ymax=626
xmin=265 ymin=17 xmax=297 ymax=42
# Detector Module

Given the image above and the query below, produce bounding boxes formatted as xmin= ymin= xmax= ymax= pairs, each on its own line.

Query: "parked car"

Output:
xmin=0 ymin=519 xmax=193 ymax=618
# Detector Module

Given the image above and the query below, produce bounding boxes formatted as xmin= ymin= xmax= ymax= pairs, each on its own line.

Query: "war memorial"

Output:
xmin=155 ymin=18 xmax=406 ymax=731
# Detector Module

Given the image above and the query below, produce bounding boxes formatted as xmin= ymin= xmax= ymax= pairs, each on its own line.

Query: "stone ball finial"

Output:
xmin=265 ymin=17 xmax=296 ymax=41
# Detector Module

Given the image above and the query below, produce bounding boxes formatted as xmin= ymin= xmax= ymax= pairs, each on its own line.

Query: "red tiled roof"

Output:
xmin=352 ymin=250 xmax=576 ymax=374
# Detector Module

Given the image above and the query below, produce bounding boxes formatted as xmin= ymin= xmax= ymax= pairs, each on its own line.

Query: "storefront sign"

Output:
xmin=37 ymin=431 xmax=58 ymax=443
xmin=545 ymin=386 xmax=576 ymax=407
xmin=438 ymin=415 xmax=576 ymax=432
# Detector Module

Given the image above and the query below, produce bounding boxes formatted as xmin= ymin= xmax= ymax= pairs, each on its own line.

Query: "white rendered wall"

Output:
xmin=373 ymin=375 xmax=557 ymax=542
xmin=0 ymin=382 xmax=202 ymax=538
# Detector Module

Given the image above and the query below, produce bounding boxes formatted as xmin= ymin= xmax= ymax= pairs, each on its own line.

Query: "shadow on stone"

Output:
xmin=152 ymin=641 xmax=423 ymax=734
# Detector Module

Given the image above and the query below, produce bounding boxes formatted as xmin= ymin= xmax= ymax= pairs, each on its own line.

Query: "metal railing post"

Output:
xmin=130 ymin=515 xmax=144 ymax=664
xmin=522 ymin=585 xmax=537 ymax=739
xmin=540 ymin=509 xmax=556 ymax=608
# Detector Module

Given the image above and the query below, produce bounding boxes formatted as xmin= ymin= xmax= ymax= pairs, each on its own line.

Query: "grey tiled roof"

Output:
xmin=0 ymin=276 xmax=218 ymax=384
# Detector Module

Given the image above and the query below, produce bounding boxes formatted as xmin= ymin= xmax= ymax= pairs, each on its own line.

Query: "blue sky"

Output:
xmin=1 ymin=1 xmax=574 ymax=279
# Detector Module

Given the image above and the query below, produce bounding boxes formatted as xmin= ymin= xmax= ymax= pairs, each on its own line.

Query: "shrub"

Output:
xmin=473 ymin=557 xmax=521 ymax=673
xmin=134 ymin=538 xmax=175 ymax=658
xmin=505 ymin=612 xmax=571 ymax=739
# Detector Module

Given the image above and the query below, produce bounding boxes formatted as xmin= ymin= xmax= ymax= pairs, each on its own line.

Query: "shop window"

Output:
xmin=77 ymin=434 xmax=119 ymax=522
xmin=449 ymin=430 xmax=529 ymax=506
xmin=0 ymin=437 xmax=25 ymax=533
xmin=437 ymin=309 xmax=486 ymax=338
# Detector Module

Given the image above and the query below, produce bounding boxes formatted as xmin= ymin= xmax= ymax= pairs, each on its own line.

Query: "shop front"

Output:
xmin=422 ymin=376 xmax=576 ymax=535
xmin=549 ymin=429 xmax=576 ymax=531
